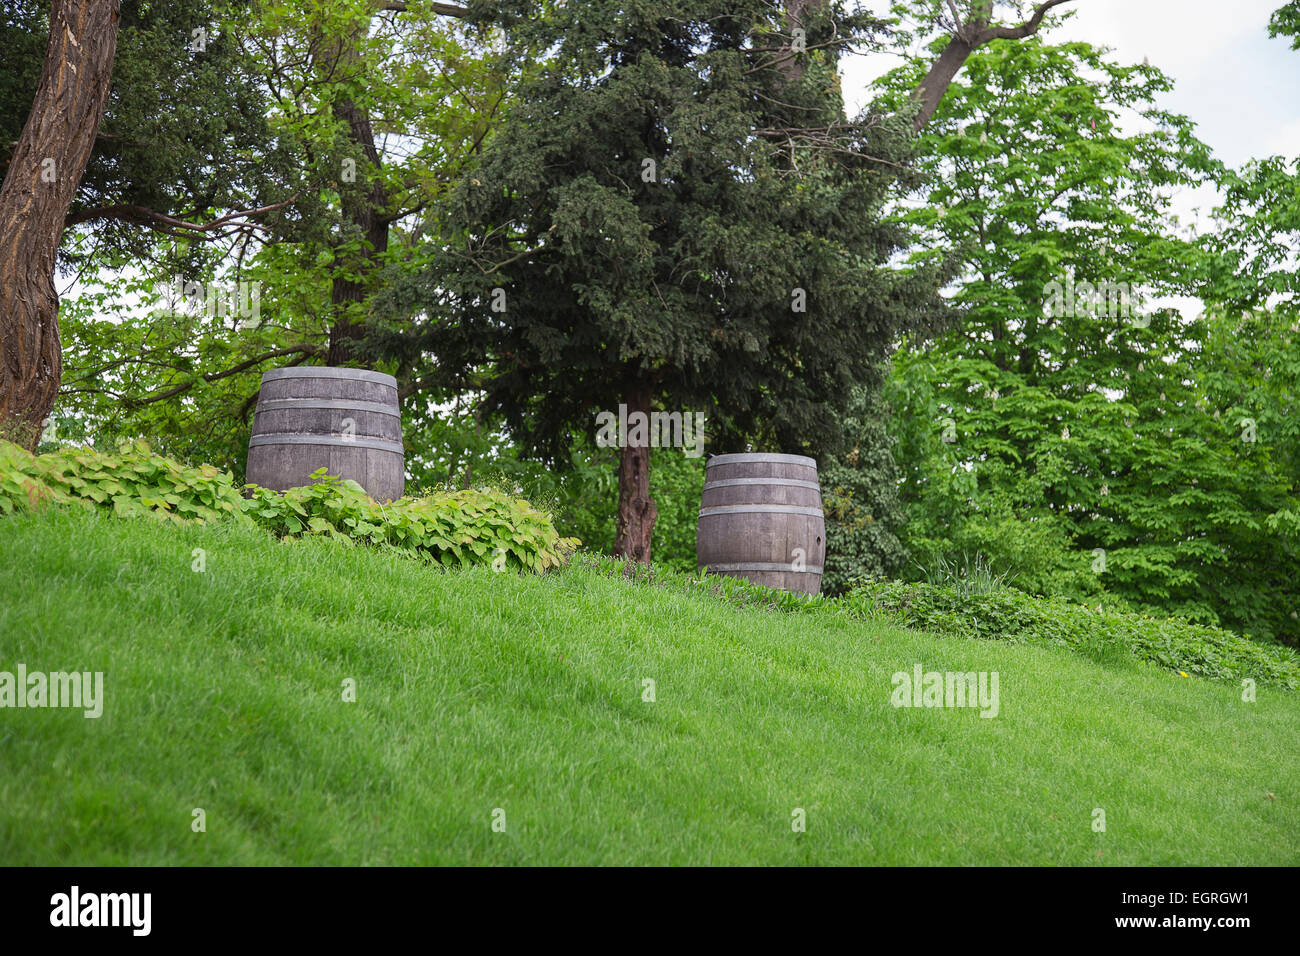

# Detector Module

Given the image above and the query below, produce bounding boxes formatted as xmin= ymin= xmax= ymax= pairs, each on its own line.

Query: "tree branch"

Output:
xmin=977 ymin=0 xmax=1074 ymax=43
xmin=121 ymin=345 xmax=324 ymax=409
xmin=65 ymin=196 xmax=299 ymax=237
xmin=377 ymin=1 xmax=468 ymax=16
xmin=910 ymin=0 xmax=1074 ymax=132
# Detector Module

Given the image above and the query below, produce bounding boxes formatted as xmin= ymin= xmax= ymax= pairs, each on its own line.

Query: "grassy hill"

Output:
xmin=0 ymin=506 xmax=1296 ymax=865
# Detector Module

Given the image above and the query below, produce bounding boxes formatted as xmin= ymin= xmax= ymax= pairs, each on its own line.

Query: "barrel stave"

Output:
xmin=245 ymin=367 xmax=405 ymax=502
xmin=251 ymin=406 xmax=400 ymax=443
xmin=696 ymin=453 xmax=825 ymax=595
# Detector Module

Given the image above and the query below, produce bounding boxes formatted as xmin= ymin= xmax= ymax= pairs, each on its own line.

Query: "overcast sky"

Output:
xmin=841 ymin=0 xmax=1300 ymax=166
xmin=838 ymin=0 xmax=1298 ymax=316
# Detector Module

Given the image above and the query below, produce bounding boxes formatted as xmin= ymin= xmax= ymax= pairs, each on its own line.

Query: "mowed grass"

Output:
xmin=0 ymin=506 xmax=1295 ymax=865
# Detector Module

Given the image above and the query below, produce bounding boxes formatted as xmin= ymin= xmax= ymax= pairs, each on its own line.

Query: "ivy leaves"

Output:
xmin=0 ymin=440 xmax=578 ymax=573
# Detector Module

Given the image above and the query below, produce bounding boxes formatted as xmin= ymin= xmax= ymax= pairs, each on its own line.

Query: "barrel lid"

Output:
xmin=706 ymin=452 xmax=817 ymax=468
xmin=261 ymin=366 xmax=397 ymax=387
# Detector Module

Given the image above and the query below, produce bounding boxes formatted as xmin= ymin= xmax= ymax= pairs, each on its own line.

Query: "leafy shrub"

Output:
xmin=914 ymin=550 xmax=1011 ymax=598
xmin=573 ymin=548 xmax=1298 ymax=689
xmin=244 ymin=472 xmax=576 ymax=571
xmin=0 ymin=440 xmax=577 ymax=572
xmin=494 ymin=443 xmax=702 ymax=571
xmin=0 ymin=438 xmax=246 ymax=521
xmin=643 ymin=448 xmax=706 ymax=573
xmin=845 ymin=579 xmax=1300 ymax=689
xmin=820 ymin=384 xmax=908 ymax=595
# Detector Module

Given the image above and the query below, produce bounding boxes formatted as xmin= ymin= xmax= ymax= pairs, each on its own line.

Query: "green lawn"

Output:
xmin=0 ymin=506 xmax=1295 ymax=864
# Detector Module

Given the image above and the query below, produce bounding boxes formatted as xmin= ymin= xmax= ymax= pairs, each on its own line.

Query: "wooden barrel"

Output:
xmin=245 ymin=367 xmax=405 ymax=502
xmin=696 ymin=453 xmax=825 ymax=594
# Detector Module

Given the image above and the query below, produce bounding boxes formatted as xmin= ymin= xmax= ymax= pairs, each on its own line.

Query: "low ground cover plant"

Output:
xmin=577 ymin=553 xmax=1298 ymax=688
xmin=0 ymin=439 xmax=576 ymax=572
xmin=845 ymin=579 xmax=1300 ymax=689
xmin=3 ymin=439 xmax=1290 ymax=687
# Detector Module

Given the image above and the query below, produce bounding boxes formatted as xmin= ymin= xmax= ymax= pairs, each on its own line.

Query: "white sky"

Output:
xmin=70 ymin=1 xmax=1297 ymax=318
xmin=839 ymin=0 xmax=1298 ymax=318
xmin=842 ymin=0 xmax=1299 ymax=166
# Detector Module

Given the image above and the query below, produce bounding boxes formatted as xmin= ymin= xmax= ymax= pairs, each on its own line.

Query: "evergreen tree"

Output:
xmin=387 ymin=0 xmax=943 ymax=561
xmin=820 ymin=385 xmax=908 ymax=593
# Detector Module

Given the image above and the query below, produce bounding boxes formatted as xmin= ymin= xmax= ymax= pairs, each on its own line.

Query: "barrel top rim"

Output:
xmin=706 ymin=452 xmax=817 ymax=467
xmin=261 ymin=366 xmax=397 ymax=387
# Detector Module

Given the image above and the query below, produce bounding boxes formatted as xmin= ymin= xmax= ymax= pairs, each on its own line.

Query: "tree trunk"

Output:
xmin=324 ymin=22 xmax=389 ymax=367
xmin=612 ymin=383 xmax=657 ymax=563
xmin=779 ymin=0 xmax=827 ymax=86
xmin=910 ymin=37 xmax=974 ymax=132
xmin=0 ymin=0 xmax=121 ymax=447
xmin=908 ymin=0 xmax=1073 ymax=132
xmin=326 ymin=96 xmax=389 ymax=365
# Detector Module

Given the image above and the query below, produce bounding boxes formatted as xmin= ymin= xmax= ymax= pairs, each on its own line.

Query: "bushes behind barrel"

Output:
xmin=0 ymin=439 xmax=577 ymax=572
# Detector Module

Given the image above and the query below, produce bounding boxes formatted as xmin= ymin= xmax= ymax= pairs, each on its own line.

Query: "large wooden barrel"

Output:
xmin=245 ymin=367 xmax=405 ymax=502
xmin=696 ymin=453 xmax=825 ymax=594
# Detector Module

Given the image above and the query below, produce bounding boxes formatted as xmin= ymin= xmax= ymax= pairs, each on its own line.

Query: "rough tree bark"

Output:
xmin=612 ymin=382 xmax=658 ymax=563
xmin=326 ymin=92 xmax=390 ymax=366
xmin=0 ymin=0 xmax=121 ymax=448
xmin=778 ymin=0 xmax=825 ymax=85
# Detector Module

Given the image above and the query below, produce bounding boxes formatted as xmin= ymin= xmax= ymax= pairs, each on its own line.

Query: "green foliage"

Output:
xmin=385 ymin=0 xmax=942 ymax=478
xmin=471 ymin=444 xmax=702 ymax=570
xmin=50 ymin=2 xmax=507 ymax=468
xmin=845 ymin=579 xmax=1300 ymax=690
xmin=1270 ymin=1 xmax=1300 ymax=49
xmin=55 ymin=260 xmax=313 ymax=478
xmin=0 ymin=438 xmax=247 ymax=523
xmin=889 ymin=322 xmax=1300 ymax=641
xmin=1204 ymin=158 xmax=1300 ymax=313
xmin=873 ymin=37 xmax=1300 ymax=643
xmin=914 ymin=550 xmax=1010 ymax=598
xmin=820 ymin=386 xmax=908 ymax=594
xmin=1 ymin=0 xmax=293 ymax=268
xmin=0 ymin=440 xmax=576 ymax=572
xmin=519 ymin=446 xmax=702 ymax=570
xmin=401 ymin=396 xmax=703 ymax=568
xmin=7 ymin=0 xmax=320 ymax=470
xmin=643 ymin=449 xmax=706 ymax=572
xmin=245 ymin=471 xmax=576 ymax=571
xmin=400 ymin=399 xmax=620 ymax=555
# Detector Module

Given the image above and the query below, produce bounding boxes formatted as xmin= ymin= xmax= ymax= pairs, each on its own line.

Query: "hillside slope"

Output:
xmin=0 ymin=507 xmax=1295 ymax=865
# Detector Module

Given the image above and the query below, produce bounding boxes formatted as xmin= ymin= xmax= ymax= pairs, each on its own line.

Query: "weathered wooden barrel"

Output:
xmin=696 ymin=453 xmax=825 ymax=594
xmin=245 ymin=367 xmax=405 ymax=502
